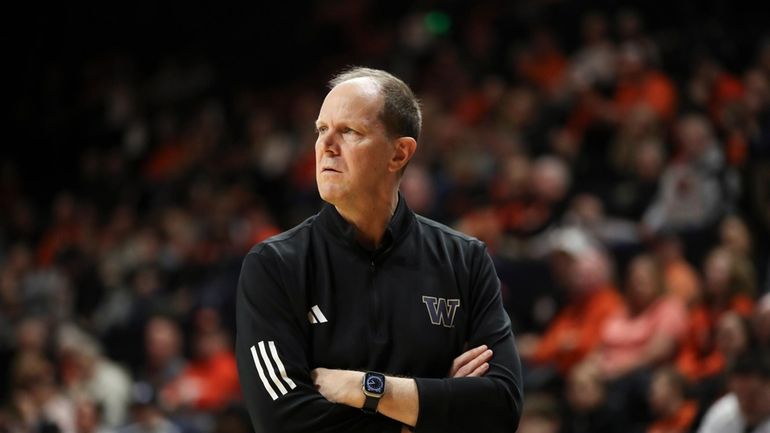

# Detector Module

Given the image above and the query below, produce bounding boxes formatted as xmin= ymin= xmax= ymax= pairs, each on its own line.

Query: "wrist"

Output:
xmin=348 ymin=371 xmax=366 ymax=408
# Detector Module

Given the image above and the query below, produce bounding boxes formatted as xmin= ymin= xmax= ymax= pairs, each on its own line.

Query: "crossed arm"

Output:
xmin=237 ymin=246 xmax=523 ymax=433
xmin=311 ymin=345 xmax=494 ymax=430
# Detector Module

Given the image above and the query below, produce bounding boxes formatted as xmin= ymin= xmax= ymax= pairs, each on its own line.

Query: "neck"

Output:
xmin=335 ymin=190 xmax=398 ymax=250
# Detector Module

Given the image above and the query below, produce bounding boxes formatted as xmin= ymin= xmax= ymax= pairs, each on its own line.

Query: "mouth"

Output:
xmin=321 ymin=168 xmax=341 ymax=173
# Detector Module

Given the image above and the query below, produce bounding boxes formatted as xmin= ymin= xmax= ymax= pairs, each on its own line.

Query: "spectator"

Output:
xmin=596 ymin=254 xmax=687 ymax=381
xmin=137 ymin=316 xmax=186 ymax=394
xmin=605 ymin=136 xmax=666 ymax=223
xmin=57 ymin=324 xmax=133 ymax=428
xmin=614 ymin=9 xmax=660 ymax=68
xmin=522 ymin=247 xmax=623 ymax=378
xmin=686 ymin=55 xmax=744 ymax=129
xmin=561 ymin=361 xmax=621 ymax=433
xmin=501 ymin=155 xmax=572 ymax=238
xmin=611 ymin=42 xmax=677 ymax=124
xmin=13 ymin=316 xmax=50 ymax=357
xmin=718 ymin=215 xmax=766 ymax=285
xmin=652 ymin=233 xmax=701 ymax=306
xmin=9 ymin=352 xmax=75 ymax=433
xmin=642 ymin=114 xmax=726 ymax=236
xmin=608 ymin=103 xmax=663 ymax=178
xmin=702 ymin=247 xmax=756 ymax=317
xmin=161 ymin=309 xmax=239 ymax=413
xmin=697 ymin=350 xmax=770 ymax=433
xmin=647 ymin=367 xmax=698 ymax=433
xmin=515 ymin=28 xmax=569 ymax=99
xmin=458 ymin=154 xmax=572 ymax=249
xmin=587 ymin=253 xmax=687 ymax=428
xmin=567 ymin=12 xmax=617 ymax=94
xmin=719 ymin=215 xmax=753 ymax=259
xmin=680 ymin=312 xmax=757 ymax=420
xmin=677 ymin=247 xmax=756 ymax=383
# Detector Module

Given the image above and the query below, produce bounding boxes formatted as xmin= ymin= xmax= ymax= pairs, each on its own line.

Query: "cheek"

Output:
xmin=349 ymin=147 xmax=384 ymax=176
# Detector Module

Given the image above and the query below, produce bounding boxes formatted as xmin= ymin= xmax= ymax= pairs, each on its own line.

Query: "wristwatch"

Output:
xmin=361 ymin=371 xmax=386 ymax=414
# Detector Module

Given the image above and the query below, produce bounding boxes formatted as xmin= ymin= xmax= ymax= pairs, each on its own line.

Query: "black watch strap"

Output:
xmin=362 ymin=394 xmax=380 ymax=414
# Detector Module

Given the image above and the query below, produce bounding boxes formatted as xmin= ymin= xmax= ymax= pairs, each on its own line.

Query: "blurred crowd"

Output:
xmin=3 ymin=2 xmax=770 ymax=433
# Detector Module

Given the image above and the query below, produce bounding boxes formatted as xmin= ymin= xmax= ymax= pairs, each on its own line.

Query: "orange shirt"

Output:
xmin=532 ymin=285 xmax=624 ymax=374
xmin=614 ymin=70 xmax=677 ymax=121
xmin=709 ymin=73 xmax=744 ymax=125
xmin=453 ymin=90 xmax=492 ymax=126
xmin=170 ymin=350 xmax=240 ymax=410
xmin=143 ymin=139 xmax=191 ymax=182
xmin=647 ymin=400 xmax=698 ymax=433
xmin=600 ymin=296 xmax=687 ymax=376
xmin=676 ymin=295 xmax=755 ymax=381
xmin=520 ymin=51 xmax=567 ymax=94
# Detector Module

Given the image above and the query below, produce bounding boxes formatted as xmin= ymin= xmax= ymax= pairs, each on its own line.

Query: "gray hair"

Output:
xmin=329 ymin=66 xmax=422 ymax=140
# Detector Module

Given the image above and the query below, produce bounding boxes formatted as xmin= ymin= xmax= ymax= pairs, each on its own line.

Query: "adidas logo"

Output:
xmin=307 ymin=305 xmax=328 ymax=324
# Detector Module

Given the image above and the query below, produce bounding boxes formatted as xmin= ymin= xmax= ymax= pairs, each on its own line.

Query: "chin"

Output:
xmin=317 ymin=185 xmax=343 ymax=204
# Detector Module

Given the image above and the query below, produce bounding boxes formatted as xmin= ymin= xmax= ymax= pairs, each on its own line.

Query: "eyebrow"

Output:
xmin=314 ymin=119 xmax=368 ymax=132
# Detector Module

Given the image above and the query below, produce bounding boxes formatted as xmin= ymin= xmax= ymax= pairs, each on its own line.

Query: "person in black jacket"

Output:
xmin=235 ymin=67 xmax=523 ymax=433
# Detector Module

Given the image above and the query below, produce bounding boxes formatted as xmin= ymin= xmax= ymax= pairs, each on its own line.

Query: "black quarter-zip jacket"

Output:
xmin=235 ymin=195 xmax=523 ymax=433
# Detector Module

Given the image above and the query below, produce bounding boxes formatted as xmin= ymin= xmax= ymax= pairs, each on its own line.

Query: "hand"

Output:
xmin=448 ymin=344 xmax=493 ymax=377
xmin=311 ymin=368 xmax=364 ymax=407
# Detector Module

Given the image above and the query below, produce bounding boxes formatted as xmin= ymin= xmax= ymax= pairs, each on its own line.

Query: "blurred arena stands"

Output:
xmin=3 ymin=1 xmax=770 ymax=432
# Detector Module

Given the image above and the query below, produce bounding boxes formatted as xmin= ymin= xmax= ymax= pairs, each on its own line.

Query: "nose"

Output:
xmin=317 ymin=130 xmax=340 ymax=155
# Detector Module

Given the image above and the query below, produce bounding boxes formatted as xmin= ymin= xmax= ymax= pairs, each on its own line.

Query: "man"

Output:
xmin=697 ymin=350 xmax=770 ymax=433
xmin=235 ymin=67 xmax=523 ymax=433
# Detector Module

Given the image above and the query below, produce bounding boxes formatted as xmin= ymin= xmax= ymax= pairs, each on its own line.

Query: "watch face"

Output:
xmin=364 ymin=373 xmax=385 ymax=394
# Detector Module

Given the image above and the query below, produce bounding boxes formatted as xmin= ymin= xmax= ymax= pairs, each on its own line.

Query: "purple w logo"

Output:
xmin=421 ymin=296 xmax=461 ymax=328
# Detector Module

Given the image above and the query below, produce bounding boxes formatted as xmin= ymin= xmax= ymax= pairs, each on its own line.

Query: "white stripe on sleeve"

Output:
xmin=268 ymin=341 xmax=297 ymax=389
xmin=250 ymin=345 xmax=279 ymax=400
xmin=258 ymin=341 xmax=289 ymax=396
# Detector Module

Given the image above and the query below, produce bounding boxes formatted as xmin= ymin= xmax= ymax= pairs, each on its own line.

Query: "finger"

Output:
xmin=467 ymin=362 xmax=490 ymax=377
xmin=450 ymin=345 xmax=488 ymax=376
xmin=454 ymin=349 xmax=493 ymax=377
xmin=450 ymin=345 xmax=489 ymax=376
xmin=455 ymin=349 xmax=492 ymax=377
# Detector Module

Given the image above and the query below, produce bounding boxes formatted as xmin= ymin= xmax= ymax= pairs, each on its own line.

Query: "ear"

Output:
xmin=388 ymin=137 xmax=417 ymax=173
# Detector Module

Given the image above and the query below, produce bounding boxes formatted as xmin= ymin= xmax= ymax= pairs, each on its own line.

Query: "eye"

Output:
xmin=316 ymin=125 xmax=328 ymax=135
xmin=342 ymin=127 xmax=357 ymax=135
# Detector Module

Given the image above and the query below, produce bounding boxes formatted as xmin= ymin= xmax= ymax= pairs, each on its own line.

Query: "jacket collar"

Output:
xmin=318 ymin=192 xmax=415 ymax=254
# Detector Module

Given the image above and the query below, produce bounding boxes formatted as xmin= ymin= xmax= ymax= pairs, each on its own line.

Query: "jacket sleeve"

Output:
xmin=236 ymin=248 xmax=402 ymax=433
xmin=413 ymin=244 xmax=523 ymax=433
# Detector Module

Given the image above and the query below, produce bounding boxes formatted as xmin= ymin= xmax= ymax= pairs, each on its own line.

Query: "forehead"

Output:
xmin=317 ymin=78 xmax=384 ymax=125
